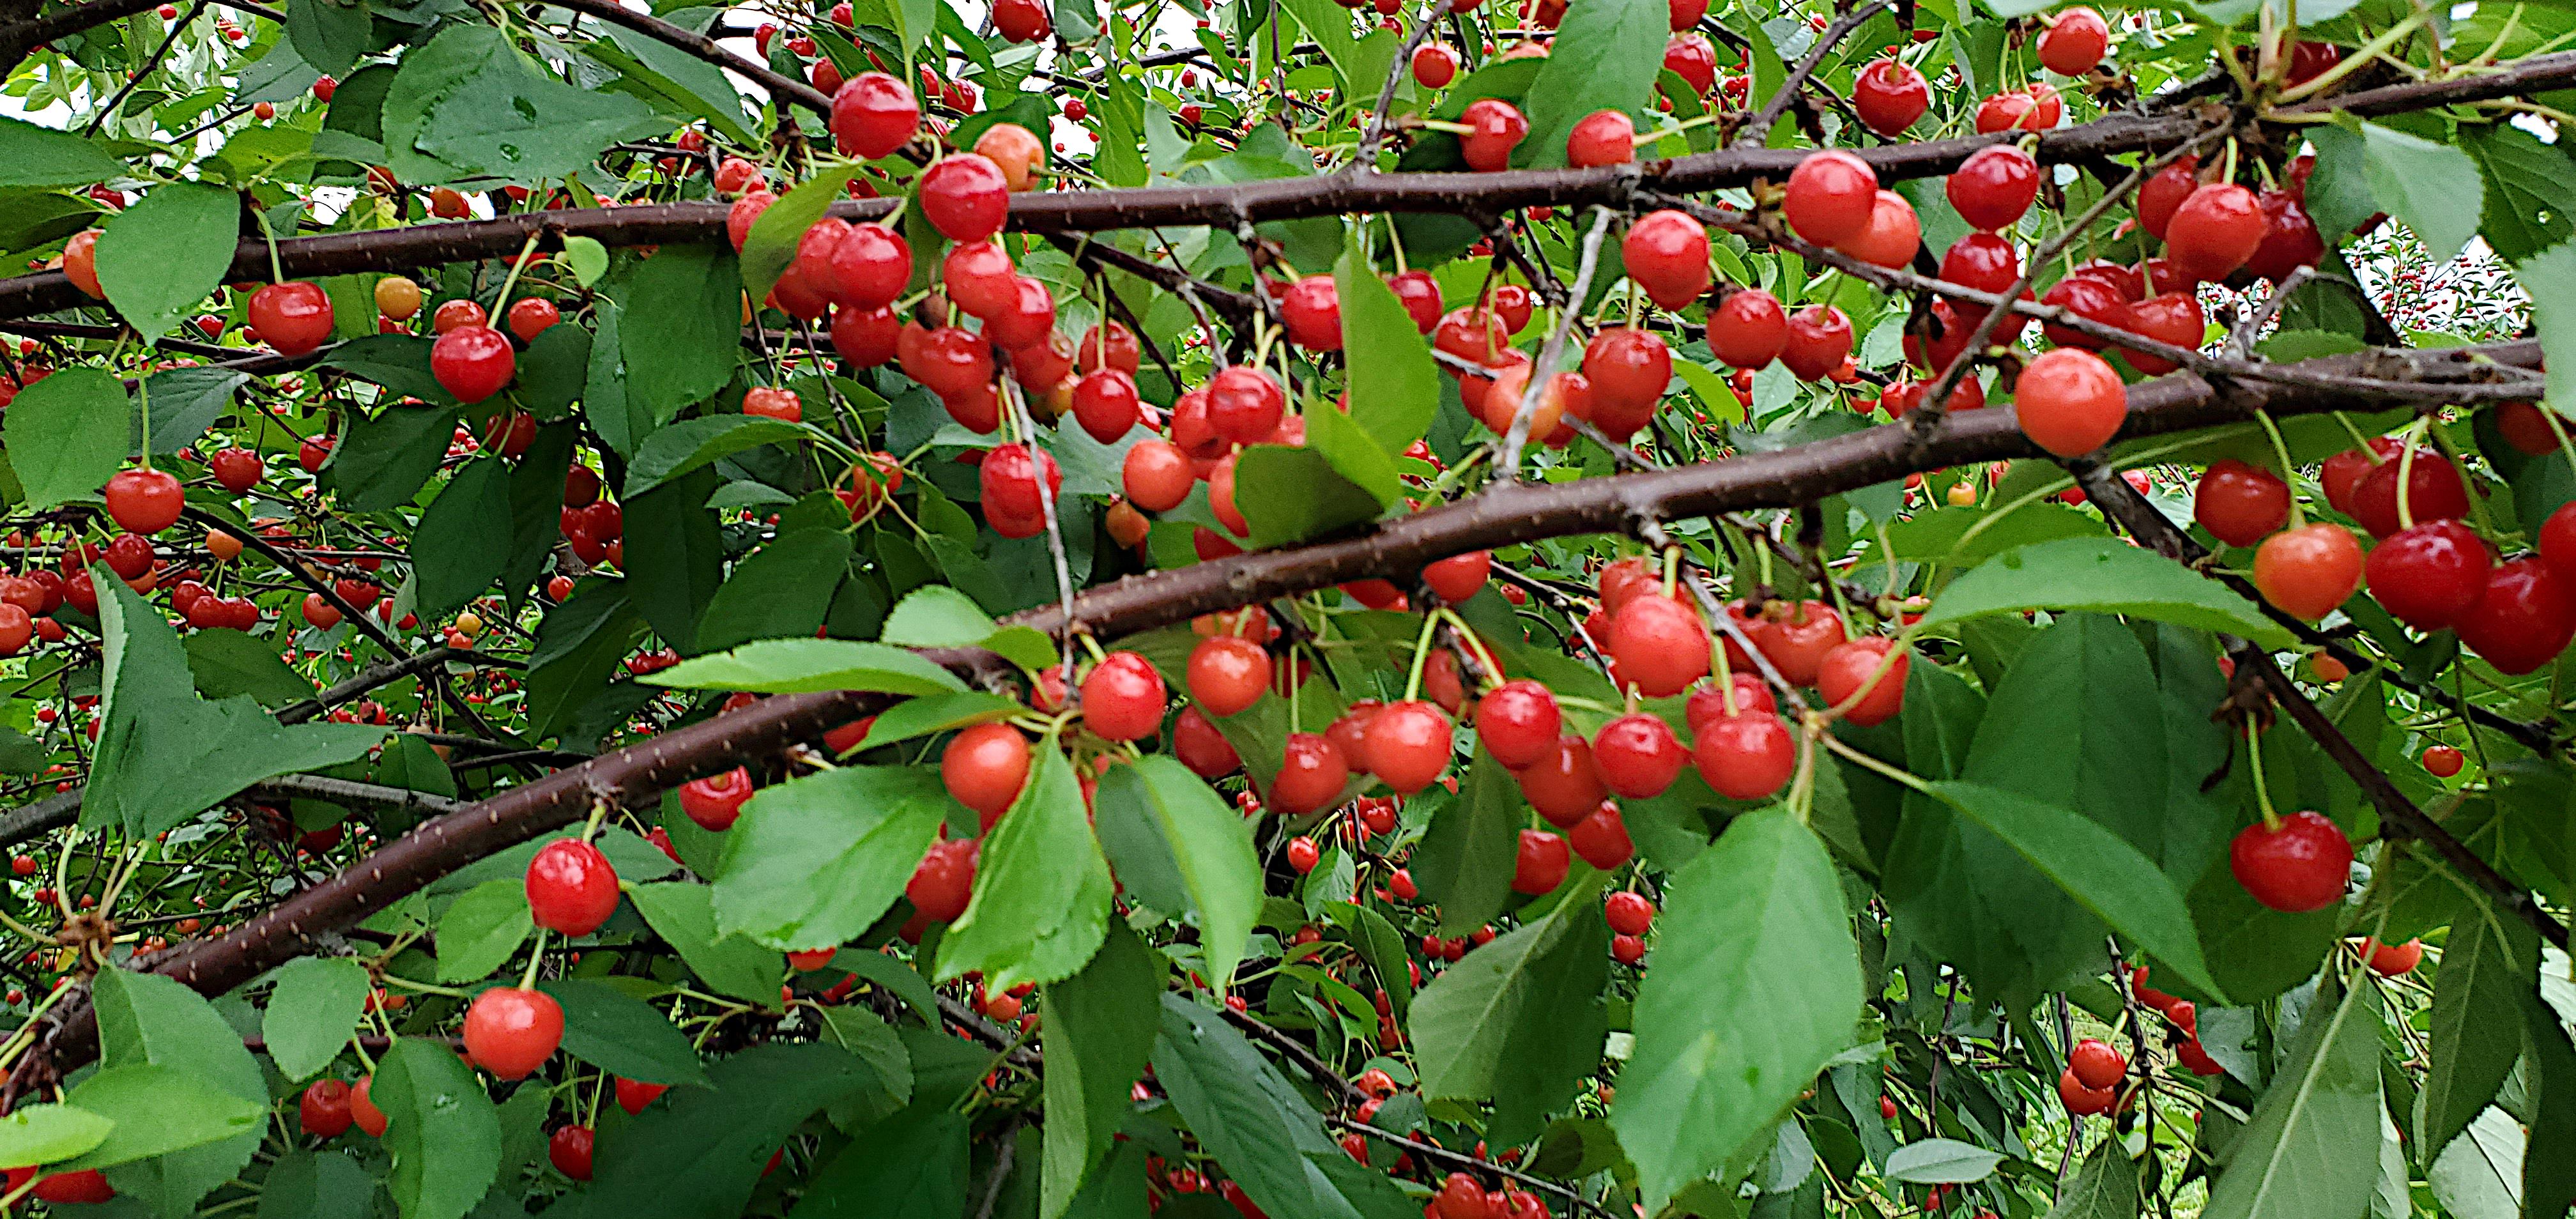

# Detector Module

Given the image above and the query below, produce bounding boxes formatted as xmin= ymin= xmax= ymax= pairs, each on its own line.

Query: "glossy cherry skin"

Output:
xmin=2347 ymin=450 xmax=2469 ymax=539
xmin=1070 ymin=369 xmax=1140 ymax=445
xmin=1187 ymin=635 xmax=1271 ymax=717
xmin=1270 ymin=732 xmax=1350 ymax=815
xmin=1581 ymin=327 xmax=1671 ymax=438
xmin=2041 ymin=274 xmax=2131 ymax=349
xmin=906 ymin=838 xmax=978 ymax=920
xmin=1207 ymin=365 xmax=1287 ymax=444
xmin=1606 ymin=891 xmax=1655 ymax=935
xmin=1835 ymin=189 xmax=1922 ymax=268
xmin=2058 ymin=1068 xmax=2115 ymax=1116
xmin=1363 ymin=701 xmax=1452 ymax=794
xmin=1784 ymin=150 xmax=1878 ymax=247
xmin=1609 ymin=594 xmax=1710 ymax=696
xmin=2014 ymin=348 xmax=2127 ymax=457
xmin=2191 ymin=459 xmax=2290 ymax=547
xmin=211 ymin=446 xmax=265 ymax=491
xmin=678 ymin=766 xmax=755 ymax=831
xmin=1779 ymin=305 xmax=1853 ymax=381
xmin=103 ymin=467 xmax=184 ymax=534
xmin=431 ymin=325 xmax=516 ymax=404
xmin=300 ymin=1078 xmax=355 ymax=1137
xmin=1850 ymin=58 xmax=1929 ymax=135
xmin=943 ymin=723 xmax=1031 ymax=829
xmin=2455 ymin=556 xmax=2576 ymax=673
xmin=1517 ymin=735 xmax=1606 ymax=825
xmin=1594 ymin=712 xmax=1685 ymax=798
xmin=2135 ymin=157 xmax=2200 ymax=240
xmin=2320 ymin=438 xmax=2404 ymax=514
xmin=2036 ymin=5 xmax=2110 ymax=75
xmin=1281 ymin=276 xmax=1342 ymax=349
xmin=2241 ymin=190 xmax=2325 ymax=283
xmin=1685 ymin=675 xmax=1777 ymax=734
xmin=1411 ymin=42 xmax=1460 ymax=88
xmin=2253 ymin=523 xmax=2366 ymax=620
xmin=2117 ymin=291 xmax=2203 ymax=376
xmin=2165 ymin=183 xmax=2265 ymax=282
xmin=1476 ymin=680 xmax=1562 ymax=769
xmin=2543 ymin=502 xmax=2576 ymax=582
xmin=2069 ymin=1038 xmax=2126 ymax=1090
xmin=1566 ymin=109 xmax=1636 ymax=168
xmin=1692 ymin=712 xmax=1796 ymax=801
xmin=1570 ymin=802 xmax=1634 ymax=870
xmin=1459 ymin=98 xmax=1530 ymax=171
xmin=1121 ymin=439 xmax=1192 ymax=512
xmin=1816 ymin=637 xmax=1906 ymax=726
xmin=1662 ymin=32 xmax=1718 ymax=93
xmin=2364 ymin=520 xmax=2491 ymax=631
xmin=1387 ymin=271 xmax=1443 ymax=333
xmin=1082 ymin=650 xmax=1167 ymax=741
xmin=549 ymin=1126 xmax=595 ymax=1181
xmin=831 ymin=72 xmax=921 ymax=159
xmin=919 ymin=153 xmax=1010 ymax=241
xmin=351 ymin=1076 xmax=388 ymax=1136
xmin=525 ymin=838 xmax=620 ymax=936
xmin=1621 ymin=210 xmax=1711 ymax=309
xmin=978 ymin=443 xmax=1062 ymax=539
xmin=1946 ymin=145 xmax=2039 ymax=232
xmin=250 ymin=282 xmax=335 ymax=356
xmin=462 ymin=986 xmax=564 ymax=1080
xmin=1511 ymin=829 xmax=1572 ymax=895
xmin=1706 ymin=289 xmax=1788 ymax=369
xmin=2229 ymin=810 xmax=2352 ymax=912
xmin=825 ymin=223 xmax=912 ymax=310
xmin=1173 ymin=707 xmax=1241 ymax=778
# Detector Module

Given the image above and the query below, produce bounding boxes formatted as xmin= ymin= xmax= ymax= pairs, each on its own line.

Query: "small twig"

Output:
xmin=1354 ymin=0 xmax=1448 ymax=170
xmin=84 ymin=0 xmax=204 ymax=137
xmin=1497 ymin=208 xmax=1614 ymax=477
xmin=1734 ymin=0 xmax=1896 ymax=148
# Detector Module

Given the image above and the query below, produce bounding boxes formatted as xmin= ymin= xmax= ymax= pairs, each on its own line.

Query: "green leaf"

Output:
xmin=2043 ymin=1143 xmax=2141 ymax=1219
xmin=410 ymin=457 xmax=512 ymax=618
xmin=2199 ymin=977 xmax=2382 ymax=1219
xmin=1413 ymin=751 xmax=1521 ymax=937
xmin=1092 ymin=757 xmax=1262 ymax=992
xmin=645 ymin=638 xmax=967 ymax=695
xmin=2519 ymin=977 xmax=2576 ymax=1219
xmin=1612 ymin=807 xmax=1862 ymax=1215
xmin=56 ymin=1066 xmax=263 ymax=1170
xmin=0 ymin=117 xmax=128 ymax=187
xmin=622 ymin=415 xmax=813 ymax=499
xmin=792 ymin=1108 xmax=971 ymax=1218
xmin=2462 ymin=125 xmax=2576 ymax=264
xmin=2522 ymin=243 xmax=2576 ymax=415
xmin=1334 ymin=245 xmax=1439 ymax=456
xmin=2359 ymin=121 xmax=2484 ymax=263
xmin=254 ymin=1149 xmax=378 ymax=1219
xmin=540 ymin=977 xmax=713 ymax=1089
xmin=712 ymin=765 xmax=951 ymax=951
xmin=2420 ymin=896 xmax=2538 ymax=1160
xmin=854 ymin=691 xmax=1025 ymax=751
xmin=881 ymin=585 xmax=998 ymax=648
xmin=1153 ymin=994 xmax=1411 ymax=1219
xmin=629 ymin=882 xmax=788 ymax=1003
xmin=591 ymin=1043 xmax=879 ymax=1216
xmin=1915 ymin=538 xmax=2295 ymax=648
xmin=4 ymin=367 xmax=126 ymax=509
xmin=589 ymin=17 xmax=756 ymax=146
xmin=620 ymin=245 xmax=747 ymax=424
xmin=562 ymin=236 xmax=610 ymax=288
xmin=95 ymin=182 xmax=241 ymax=342
xmin=815 ymin=1004 xmax=914 ymax=1127
xmin=411 ymin=45 xmax=662 ymax=179
xmin=435 ymin=878 xmax=533 ymax=983
xmin=1408 ymin=871 xmax=1609 ymax=1147
xmin=135 ymin=365 xmax=247 ymax=457
xmin=1885 ymin=1138 xmax=2004 ymax=1183
xmin=937 ymin=746 xmax=1114 ymax=990
xmin=695 ymin=528 xmax=854 ymax=654
xmin=372 ymin=1037 xmax=502 ymax=1219
xmin=330 ymin=402 xmax=459 ymax=512
xmin=1306 ymin=398 xmax=1405 ymax=509
xmin=261 ymin=956 xmax=372 ymax=1080
xmin=0 ymin=1105 xmax=113 ymax=1169
xmin=286 ymin=0 xmax=371 ymax=75
xmin=1923 ymin=781 xmax=2225 ymax=1002
xmin=1039 ymin=923 xmax=1161 ymax=1219
xmin=2427 ymin=1105 xmax=2524 ymax=1219
xmin=86 ymin=578 xmax=385 ymax=837
xmin=319 ymin=334 xmax=454 ymax=405
xmin=1518 ymin=0 xmax=1665 ymax=168
xmin=183 ymin=628 xmax=314 ymax=707
xmin=741 ymin=163 xmax=868 ymax=308
xmin=622 ymin=466 xmax=726 ymax=652
xmin=1238 ymin=445 xmax=1385 ymax=549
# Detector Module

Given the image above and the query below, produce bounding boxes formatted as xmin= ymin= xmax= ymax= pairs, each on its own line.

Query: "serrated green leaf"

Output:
xmin=95 ymin=182 xmax=240 ymax=342
xmin=435 ymin=878 xmax=532 ymax=983
xmin=712 ymin=765 xmax=951 ymax=950
xmin=1092 ymin=756 xmax=1262 ymax=992
xmin=936 ymin=746 xmax=1114 ymax=991
xmin=1915 ymin=538 xmax=2295 ymax=648
xmin=261 ymin=956 xmax=372 ymax=1080
xmin=645 ymin=638 xmax=967 ymax=694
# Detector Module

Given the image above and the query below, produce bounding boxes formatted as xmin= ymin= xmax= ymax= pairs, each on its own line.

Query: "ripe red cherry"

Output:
xmin=1459 ymin=98 xmax=1529 ymax=171
xmin=300 ymin=1079 xmax=355 ymax=1137
xmin=1784 ymin=150 xmax=1878 ymax=247
xmin=1423 ymin=553 xmax=1491 ymax=604
xmin=831 ymin=72 xmax=921 ymax=158
xmin=2191 ymin=459 xmax=2290 ymax=547
xmin=943 ymin=723 xmax=1030 ymax=829
xmin=506 ymin=297 xmax=559 ymax=342
xmin=2253 ymin=524 xmax=2365 ymax=620
xmin=1567 ymin=109 xmax=1636 ymax=167
xmin=1476 ymin=680 xmax=1562 ymax=769
xmin=1582 ymin=327 xmax=1671 ymax=438
xmin=1706 ymin=289 xmax=1788 ymax=369
xmin=824 ymin=223 xmax=912 ymax=311
xmin=348 ymin=1076 xmax=387 ymax=1136
xmin=1174 ymin=708 xmax=1239 ymax=778
xmin=1188 ymin=635 xmax=1271 ymax=717
xmin=920 ymin=153 xmax=1010 ymax=241
xmin=1947 ymin=145 xmax=2039 ymax=232
xmin=1207 ymin=365 xmax=1287 ymax=443
xmin=1512 ymin=828 xmax=1571 ymax=895
xmin=2059 ymin=1068 xmax=2115 ymax=1116
xmin=1621 ymin=210 xmax=1711 ymax=309
xmin=1363 ymin=701 xmax=1452 ymax=793
xmin=2014 ymin=348 xmax=2126 ymax=457
xmin=1286 ymin=836 xmax=1321 ymax=873
xmin=1816 ymin=637 xmax=1906 ymax=726
xmin=1570 ymin=803 xmax=1634 ymax=870
xmin=1519 ymin=734 xmax=1607 ymax=825
xmin=250 ymin=282 xmax=335 ymax=356
xmin=463 ymin=986 xmax=564 ymax=1080
xmin=431 ymin=325 xmax=516 ymax=404
xmin=1412 ymin=42 xmax=1460 ymax=88
xmin=940 ymin=239 xmax=1018 ymax=319
xmin=1756 ymin=601 xmax=1846 ymax=686
xmin=2456 ymin=556 xmax=2576 ymax=673
xmin=2543 ymin=502 xmax=2576 ymax=581
xmin=1663 ymin=32 xmax=1718 ymax=93
xmin=2136 ymin=157 xmax=2200 ymax=239
xmin=2347 ymin=451 xmax=2469 ymax=539
xmin=2496 ymin=402 xmax=2560 ymax=456
xmin=2230 ymin=810 xmax=2352 ymax=912
xmin=1610 ymin=594 xmax=1709 ymax=696
xmin=33 ymin=1171 xmax=113 ymax=1204
xmin=103 ymin=467 xmax=184 ymax=534
xmin=1077 ymin=321 xmax=1140 ymax=374
xmin=1835 ymin=189 xmax=1922 ymax=268
xmin=1122 ymin=440 xmax=1192 ymax=512
xmin=1974 ymin=83 xmax=2061 ymax=132
xmin=678 ymin=766 xmax=755 ymax=830
xmin=2068 ymin=1037 xmax=2126 ymax=1089
xmin=2036 ymin=5 xmax=2110 ymax=74
xmin=1594 ymin=712 xmax=1685 ymax=798
xmin=1070 ymin=369 xmax=1140 ymax=444
xmin=2242 ymin=190 xmax=2325 ymax=283
xmin=525 ymin=838 xmax=620 ymax=936
xmin=742 ymin=387 xmax=802 ymax=421
xmin=1388 ymin=271 xmax=1443 ymax=333
xmin=2365 ymin=936 xmax=2425 ymax=974
xmin=2041 ymin=273 xmax=2131 ymax=349
xmin=1851 ymin=58 xmax=1929 ymax=135
xmin=1082 ymin=650 xmax=1166 ymax=741
xmin=2165 ymin=183 xmax=2265 ymax=282
xmin=1436 ymin=1172 xmax=1487 ymax=1219
xmin=2320 ymin=438 xmax=2402 ymax=514
xmin=1779 ymin=304 xmax=1853 ymax=381
xmin=1686 ymin=676 xmax=1776 ymax=734
xmin=549 ymin=1125 xmax=595 ymax=1181
xmin=2364 ymin=520 xmax=2490 ymax=630
xmin=211 ymin=447 xmax=264 ymax=491
xmin=979 ymin=443 xmax=1062 ymax=539
xmin=2420 ymin=746 xmax=2465 ymax=779
xmin=1693 ymin=712 xmax=1795 ymax=800
xmin=2115 ymin=291 xmax=2202 ymax=376
xmin=906 ymin=838 xmax=978 ymax=921
xmin=1281 ymin=277 xmax=1342 ymax=350
xmin=1271 ymin=732 xmax=1350 ymax=815
xmin=1606 ymin=891 xmax=1655 ymax=935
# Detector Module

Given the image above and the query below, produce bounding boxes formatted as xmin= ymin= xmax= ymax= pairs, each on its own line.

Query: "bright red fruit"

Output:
xmin=2116 ymin=291 xmax=2203 ymax=375
xmin=1512 ymin=829 xmax=1572 ymax=895
xmin=463 ymin=987 xmax=564 ymax=1080
xmin=1706 ymin=289 xmax=1788 ymax=369
xmin=907 ymin=838 xmax=977 ymax=920
xmin=33 ymin=1171 xmax=113 ymax=1203
xmin=549 ymin=1126 xmax=594 ymax=1180
xmin=1784 ymin=150 xmax=1878 ymax=247
xmin=1816 ymin=637 xmax=1906 ymax=726
xmin=431 ymin=326 xmax=516 ymax=403
xmin=351 ymin=1076 xmax=387 ymax=1136
xmin=1436 ymin=1173 xmax=1487 ymax=1219
xmin=2347 ymin=451 xmax=2469 ymax=539
xmin=1080 ymin=652 xmax=1164 ymax=738
xmin=1388 ymin=270 xmax=1443 ymax=333
xmin=1475 ymin=680 xmax=1562 ymax=769
xmin=1282 ymin=276 xmax=1342 ymax=349
xmin=1693 ymin=713 xmax=1795 ymax=800
xmin=2068 ymin=1038 xmax=2126 ymax=1090
xmin=1836 ymin=189 xmax=1922 ymax=268
xmin=1581 ymin=327 xmax=1671 ymax=438
xmin=2365 ymin=520 xmax=2490 ymax=630
xmin=1622 ymin=210 xmax=1711 ymax=309
xmin=944 ymin=723 xmax=1030 ymax=829
xmin=2255 ymin=524 xmax=2365 ymax=620
xmin=1946 ymin=145 xmax=2039 ymax=232
xmin=1851 ymin=58 xmax=1929 ymax=135
xmin=678 ymin=767 xmax=755 ymax=831
xmin=103 ymin=467 xmax=184 ymax=534
xmin=250 ymin=282 xmax=335 ymax=355
xmin=301 ymin=1078 xmax=355 ymax=1137
xmin=1188 ymin=635 xmax=1271 ymax=717
xmin=1287 ymin=836 xmax=1321 ymax=873
xmin=2059 ymin=1068 xmax=2115 ymax=1116
xmin=1071 ymin=369 xmax=1140 ymax=444
xmin=1664 ymin=32 xmax=1717 ymax=93
xmin=920 ymin=154 xmax=1010 ymax=241
xmin=2013 ymin=348 xmax=2126 ymax=457
xmin=2036 ymin=6 xmax=2109 ymax=74
xmin=2366 ymin=936 xmax=2425 ymax=974
xmin=2455 ymin=556 xmax=2576 ymax=673
xmin=979 ymin=443 xmax=1063 ymax=539
xmin=1606 ymin=891 xmax=1655 ymax=935
xmin=2242 ymin=190 xmax=2325 ymax=282
xmin=742 ymin=387 xmax=801 ymax=421
xmin=2543 ymin=502 xmax=2576 ymax=581
xmin=1570 ymin=802 xmax=1634 ymax=869
xmin=525 ymin=838 xmax=620 ymax=935
xmin=1363 ymin=701 xmax=1452 ymax=793
xmin=1779 ymin=304 xmax=1853 ymax=381
xmin=1609 ymin=594 xmax=1709 ymax=696
xmin=1567 ymin=109 xmax=1635 ymax=167
xmin=1174 ymin=707 xmax=1240 ymax=778
xmin=2230 ymin=810 xmax=2352 ymax=912
xmin=1271 ymin=732 xmax=1351 ymax=815
xmin=831 ymin=72 xmax=921 ymax=158
xmin=1412 ymin=42 xmax=1460 ymax=88
xmin=1974 ymin=83 xmax=2061 ymax=132
xmin=211 ymin=447 xmax=264 ymax=491
xmin=2165 ymin=183 xmax=2265 ymax=282
xmin=506 ymin=296 xmax=558 ymax=341
xmin=2192 ymin=459 xmax=2290 ymax=547
xmin=1594 ymin=713 xmax=1685 ymax=798
xmin=826 ymin=223 xmax=913 ymax=310
xmin=1459 ymin=98 xmax=1529 ymax=171
xmin=2041 ymin=274 xmax=2130 ymax=349
xmin=1208 ymin=365 xmax=1287 ymax=443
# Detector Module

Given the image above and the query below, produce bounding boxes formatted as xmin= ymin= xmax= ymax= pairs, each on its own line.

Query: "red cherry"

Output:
xmin=210 ymin=447 xmax=264 ymax=491
xmin=1974 ymin=83 xmax=2061 ymax=132
xmin=249 ymin=282 xmax=335 ymax=356
xmin=1207 ymin=365 xmax=1287 ymax=443
xmin=1077 ymin=321 xmax=1140 ymax=374
xmin=1387 ymin=271 xmax=1443 ymax=334
xmin=1459 ymin=98 xmax=1529 ymax=171
xmin=1834 ymin=189 xmax=1922 ymax=268
xmin=2013 ymin=348 xmax=2126 ymax=457
xmin=995 ymin=0 xmax=1050 ymax=39
xmin=1621 ymin=210 xmax=1711 ymax=309
xmin=1082 ymin=651 xmax=1166 ymax=741
xmin=1188 ymin=636 xmax=1271 ymax=717
xmin=743 ymin=387 xmax=802 ymax=421
xmin=431 ymin=325 xmax=516 ymax=404
xmin=2242 ymin=190 xmax=2325 ymax=283
xmin=1436 ymin=1172 xmax=1487 ymax=1219
xmin=2041 ymin=273 xmax=2131 ymax=349
xmin=1363 ymin=701 xmax=1452 ymax=793
xmin=1287 ymin=836 xmax=1321 ymax=873
xmin=2136 ymin=157 xmax=2200 ymax=240
xmin=2253 ymin=524 xmax=2365 ymax=620
xmin=978 ymin=443 xmax=1062 ymax=539
xmin=1594 ymin=712 xmax=1685 ymax=798
xmin=1581 ymin=327 xmax=1671 ymax=438
xmin=506 ymin=297 xmax=559 ymax=342
xmin=2347 ymin=450 xmax=2469 ymax=539
xmin=1174 ymin=707 xmax=1241 ymax=778
xmin=2542 ymin=502 xmax=2576 ymax=581
xmin=2456 ymin=556 xmax=2576 ymax=673
xmin=1784 ymin=151 xmax=1878 ymax=247
xmin=300 ymin=1079 xmax=355 ymax=1137
xmin=33 ymin=1171 xmax=113 ymax=1204
xmin=1706 ymin=289 xmax=1788 ymax=369
xmin=1758 ymin=601 xmax=1845 ymax=685
xmin=1271 ymin=732 xmax=1351 ymax=815
xmin=1515 ymin=734 xmax=1604 ymax=826
xmin=2035 ymin=6 xmax=2109 ymax=74
xmin=2365 ymin=520 xmax=2490 ymax=630
xmin=1851 ymin=58 xmax=1929 ymax=135
xmin=2191 ymin=459 xmax=2290 ymax=547
xmin=2320 ymin=439 xmax=2402 ymax=514
xmin=1779 ymin=304 xmax=1853 ymax=381
xmin=906 ymin=838 xmax=978 ymax=920
xmin=678 ymin=766 xmax=755 ymax=831
xmin=1070 ymin=369 xmax=1141 ymax=445
xmin=2068 ymin=1038 xmax=2125 ymax=1089
xmin=1946 ymin=145 xmax=2039 ymax=232
xmin=919 ymin=153 xmax=1009 ymax=241
xmin=1685 ymin=676 xmax=1777 ymax=734
xmin=103 ymin=467 xmax=184 ymax=534
xmin=525 ymin=839 xmax=620 ymax=936
xmin=1282 ymin=277 xmax=1342 ymax=350
xmin=1121 ymin=440 xmax=1193 ymax=512
xmin=1566 ymin=109 xmax=1636 ymax=167
xmin=462 ymin=986 xmax=564 ymax=1080
xmin=2058 ymin=1068 xmax=2115 ymax=1116
xmin=1816 ymin=637 xmax=1906 ymax=726
xmin=1692 ymin=712 xmax=1795 ymax=800
xmin=1609 ymin=594 xmax=1710 ymax=696
xmin=831 ymin=72 xmax=921 ymax=158
xmin=1475 ymin=680 xmax=1562 ymax=769
xmin=1412 ymin=42 xmax=1460 ymax=87
xmin=2165 ymin=183 xmax=2265 ymax=282
xmin=1606 ymin=891 xmax=1655 ymax=935
xmin=822 ymin=223 xmax=912 ymax=312
xmin=2420 ymin=747 xmax=2464 ymax=779
xmin=345 ymin=1076 xmax=387 ymax=1136
xmin=549 ymin=1125 xmax=594 ymax=1181
xmin=1512 ymin=829 xmax=1571 ymax=895
xmin=943 ymin=723 xmax=1030 ymax=829
xmin=2229 ymin=810 xmax=2352 ymax=912
xmin=940 ymin=238 xmax=1018 ymax=319
xmin=1662 ymin=32 xmax=1717 ymax=93
xmin=2114 ymin=291 xmax=2202 ymax=376
xmin=2365 ymin=936 xmax=2425 ymax=974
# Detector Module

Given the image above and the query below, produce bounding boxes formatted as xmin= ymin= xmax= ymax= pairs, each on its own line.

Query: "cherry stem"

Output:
xmin=490 ymin=228 xmax=545 ymax=323
xmin=1400 ymin=608 xmax=1441 ymax=704
xmin=518 ymin=928 xmax=548 ymax=991
xmin=256 ymin=210 xmax=284 ymax=286
xmin=2250 ymin=408 xmax=2306 ymax=529
xmin=578 ymin=797 xmax=610 ymax=844
xmin=2394 ymin=415 xmax=2432 ymax=532
xmin=2246 ymin=719 xmax=2283 ymax=832
xmin=2421 ymin=420 xmax=2497 ymax=535
xmin=1818 ymin=730 xmax=1930 ymax=795
xmin=135 ymin=374 xmax=152 ymax=475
